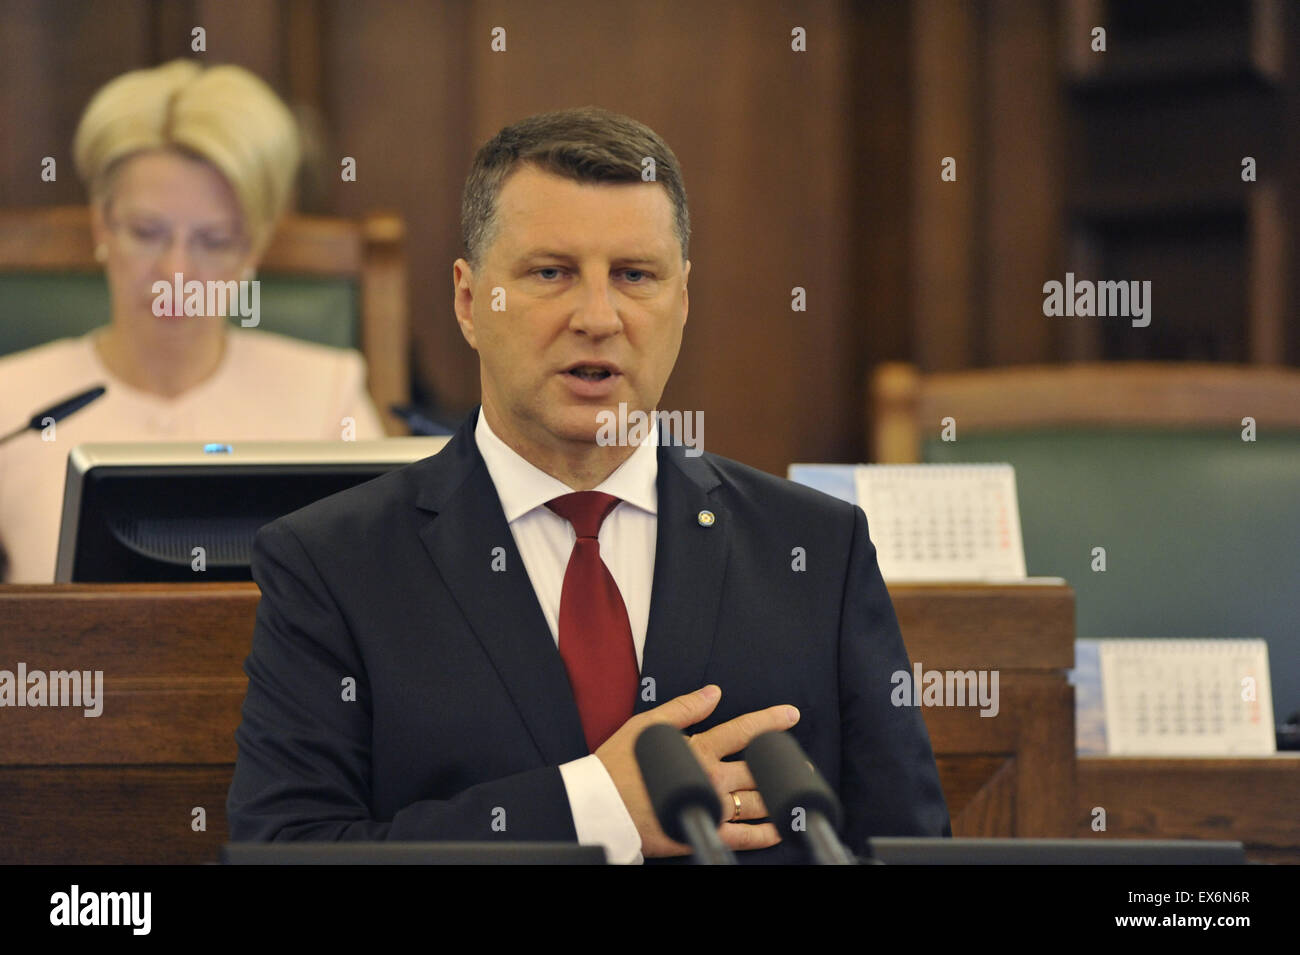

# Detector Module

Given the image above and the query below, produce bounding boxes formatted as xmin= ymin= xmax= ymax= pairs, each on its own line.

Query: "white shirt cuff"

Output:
xmin=559 ymin=754 xmax=644 ymax=865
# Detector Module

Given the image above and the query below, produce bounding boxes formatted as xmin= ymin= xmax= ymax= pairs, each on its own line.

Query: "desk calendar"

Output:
xmin=1099 ymin=639 xmax=1275 ymax=755
xmin=852 ymin=463 xmax=1027 ymax=582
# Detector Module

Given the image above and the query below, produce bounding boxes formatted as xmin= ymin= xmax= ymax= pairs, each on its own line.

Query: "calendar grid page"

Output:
xmin=853 ymin=464 xmax=1027 ymax=582
xmin=1099 ymin=638 xmax=1275 ymax=756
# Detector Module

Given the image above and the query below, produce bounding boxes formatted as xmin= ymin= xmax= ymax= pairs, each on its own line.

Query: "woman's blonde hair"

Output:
xmin=73 ymin=59 xmax=300 ymax=253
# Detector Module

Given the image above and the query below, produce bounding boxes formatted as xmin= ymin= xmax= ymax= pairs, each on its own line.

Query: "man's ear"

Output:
xmin=452 ymin=258 xmax=478 ymax=350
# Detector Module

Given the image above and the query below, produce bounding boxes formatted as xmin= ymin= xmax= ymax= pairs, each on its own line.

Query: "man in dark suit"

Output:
xmin=228 ymin=107 xmax=949 ymax=863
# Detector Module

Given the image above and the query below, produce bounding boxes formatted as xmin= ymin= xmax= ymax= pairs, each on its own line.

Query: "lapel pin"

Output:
xmin=697 ymin=509 xmax=715 ymax=527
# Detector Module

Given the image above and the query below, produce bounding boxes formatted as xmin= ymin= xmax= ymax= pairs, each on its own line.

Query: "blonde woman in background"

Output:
xmin=0 ymin=59 xmax=386 ymax=582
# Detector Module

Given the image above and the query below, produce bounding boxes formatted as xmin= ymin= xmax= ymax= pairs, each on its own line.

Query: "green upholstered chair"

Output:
xmin=0 ymin=205 xmax=409 ymax=433
xmin=871 ymin=361 xmax=1300 ymax=729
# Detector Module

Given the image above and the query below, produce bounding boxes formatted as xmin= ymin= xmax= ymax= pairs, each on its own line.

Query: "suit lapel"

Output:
xmin=415 ymin=409 xmax=588 ymax=763
xmin=636 ymin=443 xmax=729 ymax=713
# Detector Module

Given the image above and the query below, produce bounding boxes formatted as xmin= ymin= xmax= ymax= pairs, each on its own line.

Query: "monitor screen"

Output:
xmin=54 ymin=439 xmax=448 ymax=582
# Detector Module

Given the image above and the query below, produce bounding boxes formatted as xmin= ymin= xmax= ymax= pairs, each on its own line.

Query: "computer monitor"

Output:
xmin=54 ymin=438 xmax=448 ymax=582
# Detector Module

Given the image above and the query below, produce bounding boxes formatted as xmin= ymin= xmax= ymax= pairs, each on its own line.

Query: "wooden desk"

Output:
xmin=0 ymin=583 xmax=257 ymax=863
xmin=891 ymin=581 xmax=1076 ymax=839
xmin=0 ymin=580 xmax=1076 ymax=862
xmin=1078 ymin=755 xmax=1300 ymax=863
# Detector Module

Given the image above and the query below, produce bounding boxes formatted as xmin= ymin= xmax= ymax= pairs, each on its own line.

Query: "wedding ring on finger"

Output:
xmin=730 ymin=791 xmax=742 ymax=821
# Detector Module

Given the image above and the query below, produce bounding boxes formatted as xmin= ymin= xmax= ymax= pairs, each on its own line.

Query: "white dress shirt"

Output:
xmin=474 ymin=410 xmax=657 ymax=865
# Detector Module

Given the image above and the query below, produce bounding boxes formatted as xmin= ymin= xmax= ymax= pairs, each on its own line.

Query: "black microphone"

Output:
xmin=746 ymin=731 xmax=857 ymax=865
xmin=634 ymin=724 xmax=736 ymax=865
xmin=0 ymin=385 xmax=107 ymax=445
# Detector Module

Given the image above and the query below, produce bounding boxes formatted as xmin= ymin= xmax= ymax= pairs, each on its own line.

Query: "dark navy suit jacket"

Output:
xmin=227 ymin=407 xmax=950 ymax=862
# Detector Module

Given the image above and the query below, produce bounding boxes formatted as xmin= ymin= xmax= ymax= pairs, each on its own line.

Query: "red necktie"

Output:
xmin=546 ymin=491 xmax=638 ymax=752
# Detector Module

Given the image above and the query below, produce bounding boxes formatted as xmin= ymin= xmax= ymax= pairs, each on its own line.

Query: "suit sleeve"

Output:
xmin=836 ymin=504 xmax=952 ymax=851
xmin=226 ymin=518 xmax=578 ymax=842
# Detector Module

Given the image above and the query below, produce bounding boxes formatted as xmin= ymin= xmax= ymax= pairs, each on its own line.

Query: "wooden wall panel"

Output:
xmin=0 ymin=0 xmax=153 ymax=207
xmin=910 ymin=0 xmax=979 ymax=373
xmin=1283 ymin=0 xmax=1300 ymax=366
xmin=985 ymin=0 xmax=1064 ymax=366
xmin=852 ymin=1 xmax=913 ymax=457
xmin=324 ymin=0 xmax=476 ymax=421
xmin=192 ymin=0 xmax=282 ymax=84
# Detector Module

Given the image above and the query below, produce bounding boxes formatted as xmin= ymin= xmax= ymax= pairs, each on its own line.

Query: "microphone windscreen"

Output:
xmin=28 ymin=385 xmax=107 ymax=429
xmin=634 ymin=724 xmax=722 ymax=844
xmin=745 ymin=731 xmax=843 ymax=834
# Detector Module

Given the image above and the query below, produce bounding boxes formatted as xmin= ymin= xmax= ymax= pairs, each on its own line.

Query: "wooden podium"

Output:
xmin=0 ymin=580 xmax=1076 ymax=863
xmin=1078 ymin=755 xmax=1300 ymax=863
xmin=890 ymin=581 xmax=1076 ymax=839
xmin=0 ymin=583 xmax=258 ymax=863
